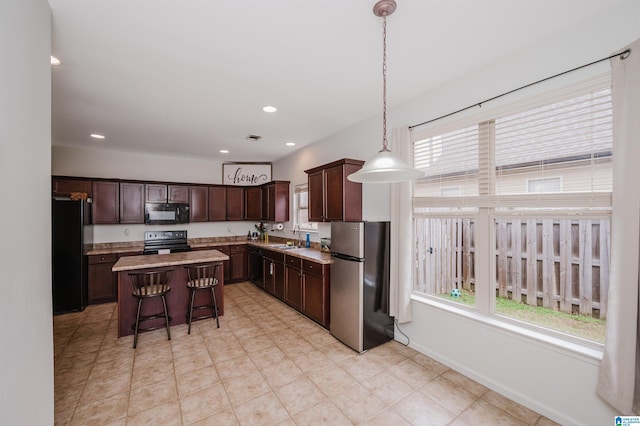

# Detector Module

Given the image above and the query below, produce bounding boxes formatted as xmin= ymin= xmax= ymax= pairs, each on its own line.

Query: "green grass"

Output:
xmin=438 ymin=289 xmax=606 ymax=343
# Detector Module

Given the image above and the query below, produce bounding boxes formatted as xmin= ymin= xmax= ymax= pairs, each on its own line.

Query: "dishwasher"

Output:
xmin=247 ymin=246 xmax=263 ymax=286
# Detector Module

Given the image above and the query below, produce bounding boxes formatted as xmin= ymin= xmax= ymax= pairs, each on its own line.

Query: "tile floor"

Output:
xmin=53 ymin=281 xmax=559 ymax=425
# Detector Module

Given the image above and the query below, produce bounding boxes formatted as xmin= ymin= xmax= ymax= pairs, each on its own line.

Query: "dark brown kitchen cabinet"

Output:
xmin=301 ymin=259 xmax=329 ymax=327
xmin=145 ymin=184 xmax=167 ymax=202
xmin=245 ymin=187 xmax=262 ymax=221
xmin=228 ymin=244 xmax=247 ymax=282
xmin=189 ymin=185 xmax=208 ymax=222
xmin=87 ymin=254 xmax=117 ymax=304
xmin=226 ymin=187 xmax=245 ymax=221
xmin=285 ymin=256 xmax=303 ymax=310
xmin=261 ymin=181 xmax=290 ymax=222
xmin=120 ymin=182 xmax=145 ymax=224
xmin=52 ymin=177 xmax=92 ymax=197
xmin=305 ymin=158 xmax=364 ymax=222
xmin=208 ymin=186 xmax=227 ymax=221
xmin=92 ymin=181 xmax=119 ymax=224
xmin=168 ymin=185 xmax=189 ymax=203
xmin=209 ymin=186 xmax=244 ymax=221
xmin=263 ymin=249 xmax=285 ymax=298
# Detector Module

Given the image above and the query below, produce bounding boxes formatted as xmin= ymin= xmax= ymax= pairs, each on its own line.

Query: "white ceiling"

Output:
xmin=50 ymin=0 xmax=629 ymax=163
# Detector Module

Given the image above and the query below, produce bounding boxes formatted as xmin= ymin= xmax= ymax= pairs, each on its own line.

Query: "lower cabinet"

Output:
xmin=301 ymin=259 xmax=329 ymax=326
xmin=281 ymin=254 xmax=330 ymax=328
xmin=263 ymin=249 xmax=285 ymax=297
xmin=228 ymin=244 xmax=247 ymax=282
xmin=87 ymin=254 xmax=117 ymax=304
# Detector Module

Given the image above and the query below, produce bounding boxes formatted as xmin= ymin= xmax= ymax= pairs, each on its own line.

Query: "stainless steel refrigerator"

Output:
xmin=52 ymin=199 xmax=92 ymax=314
xmin=330 ymin=221 xmax=394 ymax=352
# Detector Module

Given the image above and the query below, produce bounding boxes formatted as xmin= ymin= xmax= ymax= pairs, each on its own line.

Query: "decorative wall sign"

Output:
xmin=222 ymin=163 xmax=271 ymax=186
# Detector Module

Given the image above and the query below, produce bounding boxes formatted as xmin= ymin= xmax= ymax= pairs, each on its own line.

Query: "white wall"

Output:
xmin=0 ymin=1 xmax=53 ymax=424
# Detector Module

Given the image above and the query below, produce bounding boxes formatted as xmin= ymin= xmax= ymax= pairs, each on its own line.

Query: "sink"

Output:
xmin=268 ymin=244 xmax=300 ymax=250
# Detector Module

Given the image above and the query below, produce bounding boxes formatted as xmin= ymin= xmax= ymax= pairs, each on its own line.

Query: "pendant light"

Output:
xmin=348 ymin=0 xmax=425 ymax=184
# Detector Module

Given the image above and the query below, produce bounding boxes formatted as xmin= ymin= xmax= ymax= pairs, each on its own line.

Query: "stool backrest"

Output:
xmin=186 ymin=263 xmax=221 ymax=286
xmin=130 ymin=269 xmax=173 ymax=296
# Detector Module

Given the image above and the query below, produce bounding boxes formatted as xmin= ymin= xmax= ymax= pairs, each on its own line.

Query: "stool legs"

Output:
xmin=161 ymin=294 xmax=171 ymax=341
xmin=186 ymin=286 xmax=219 ymax=334
xmin=133 ymin=298 xmax=143 ymax=349
xmin=187 ymin=288 xmax=196 ymax=335
xmin=210 ymin=287 xmax=220 ymax=329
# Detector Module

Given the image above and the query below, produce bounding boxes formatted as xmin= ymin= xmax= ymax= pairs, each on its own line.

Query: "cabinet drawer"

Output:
xmin=302 ymin=259 xmax=323 ymax=276
xmin=285 ymin=255 xmax=301 ymax=268
xmin=229 ymin=245 xmax=246 ymax=254
xmin=88 ymin=253 xmax=117 ymax=264
xmin=264 ymin=250 xmax=285 ymax=263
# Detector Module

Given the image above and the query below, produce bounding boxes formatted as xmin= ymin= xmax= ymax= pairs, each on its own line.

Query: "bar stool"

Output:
xmin=129 ymin=269 xmax=173 ymax=348
xmin=185 ymin=263 xmax=221 ymax=334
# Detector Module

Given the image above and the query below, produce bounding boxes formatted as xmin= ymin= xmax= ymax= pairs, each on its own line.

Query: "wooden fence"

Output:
xmin=415 ymin=217 xmax=610 ymax=319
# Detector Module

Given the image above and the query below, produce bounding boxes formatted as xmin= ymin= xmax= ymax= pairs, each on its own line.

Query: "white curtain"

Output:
xmin=597 ymin=38 xmax=640 ymax=414
xmin=389 ymin=126 xmax=414 ymax=323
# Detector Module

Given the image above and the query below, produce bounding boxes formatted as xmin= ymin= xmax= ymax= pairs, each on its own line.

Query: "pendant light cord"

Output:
xmin=381 ymin=13 xmax=389 ymax=152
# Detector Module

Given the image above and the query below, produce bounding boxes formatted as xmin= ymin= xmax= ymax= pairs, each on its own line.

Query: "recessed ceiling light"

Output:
xmin=262 ymin=106 xmax=277 ymax=113
xmin=285 ymin=142 xmax=296 ymax=147
xmin=51 ymin=56 xmax=61 ymax=65
xmin=90 ymin=133 xmax=105 ymax=140
xmin=220 ymin=149 xmax=229 ymax=154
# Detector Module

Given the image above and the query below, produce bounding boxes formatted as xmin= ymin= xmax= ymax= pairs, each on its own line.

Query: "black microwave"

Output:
xmin=144 ymin=203 xmax=190 ymax=225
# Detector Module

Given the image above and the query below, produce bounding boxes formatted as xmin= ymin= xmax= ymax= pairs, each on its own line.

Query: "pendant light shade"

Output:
xmin=348 ymin=0 xmax=425 ymax=184
xmin=347 ymin=148 xmax=424 ymax=183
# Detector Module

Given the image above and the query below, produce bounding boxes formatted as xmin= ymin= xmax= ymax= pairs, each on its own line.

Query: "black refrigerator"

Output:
xmin=330 ymin=221 xmax=394 ymax=352
xmin=52 ymin=199 xmax=92 ymax=314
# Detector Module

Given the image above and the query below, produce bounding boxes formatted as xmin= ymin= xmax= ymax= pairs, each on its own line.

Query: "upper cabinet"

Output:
xmin=245 ymin=187 xmax=262 ymax=221
xmin=120 ymin=182 xmax=145 ymax=224
xmin=305 ymin=159 xmax=364 ymax=222
xmin=52 ymin=177 xmax=92 ymax=197
xmin=208 ymin=186 xmax=244 ymax=221
xmin=92 ymin=181 xmax=119 ymax=224
xmin=145 ymin=184 xmax=189 ymax=203
xmin=262 ymin=181 xmax=290 ymax=222
xmin=189 ymin=185 xmax=208 ymax=222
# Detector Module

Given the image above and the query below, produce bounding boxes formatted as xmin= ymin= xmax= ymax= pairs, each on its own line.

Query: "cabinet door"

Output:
xmin=87 ymin=254 xmax=117 ymax=304
xmin=226 ymin=187 xmax=245 ymax=220
xmin=189 ymin=186 xmax=208 ymax=222
xmin=53 ymin=177 xmax=92 ymax=197
xmin=285 ymin=266 xmax=303 ymax=309
xmin=273 ymin=261 xmax=285 ymax=300
xmin=168 ymin=185 xmax=189 ymax=203
xmin=229 ymin=245 xmax=247 ymax=281
xmin=324 ymin=165 xmax=345 ymax=221
xmin=208 ymin=186 xmax=227 ymax=221
xmin=145 ymin=184 xmax=167 ymax=202
xmin=92 ymin=181 xmax=119 ymax=224
xmin=245 ymin=186 xmax=262 ymax=220
xmin=272 ymin=181 xmax=290 ymax=222
xmin=120 ymin=182 xmax=145 ymax=224
xmin=303 ymin=272 xmax=326 ymax=326
xmin=308 ymin=171 xmax=325 ymax=222
xmin=263 ymin=259 xmax=274 ymax=293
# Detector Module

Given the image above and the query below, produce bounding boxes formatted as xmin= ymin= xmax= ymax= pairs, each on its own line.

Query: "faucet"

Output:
xmin=294 ymin=224 xmax=302 ymax=247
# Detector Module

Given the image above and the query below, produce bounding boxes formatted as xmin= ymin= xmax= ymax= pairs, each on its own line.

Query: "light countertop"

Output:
xmin=112 ymin=249 xmax=229 ymax=272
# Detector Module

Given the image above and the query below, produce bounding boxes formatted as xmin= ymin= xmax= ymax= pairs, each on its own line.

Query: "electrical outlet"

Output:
xmin=124 ymin=228 xmax=130 ymax=236
xmin=227 ymin=226 xmax=232 ymax=233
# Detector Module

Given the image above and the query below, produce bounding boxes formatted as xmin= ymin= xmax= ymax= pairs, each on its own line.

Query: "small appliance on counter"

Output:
xmin=143 ymin=230 xmax=191 ymax=254
xmin=330 ymin=221 xmax=394 ymax=352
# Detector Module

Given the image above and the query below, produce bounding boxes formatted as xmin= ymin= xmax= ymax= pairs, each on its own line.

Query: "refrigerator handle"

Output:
xmin=331 ymin=252 xmax=364 ymax=262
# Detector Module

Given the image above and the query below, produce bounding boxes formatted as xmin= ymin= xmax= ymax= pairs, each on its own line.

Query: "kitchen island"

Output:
xmin=112 ymin=249 xmax=229 ymax=338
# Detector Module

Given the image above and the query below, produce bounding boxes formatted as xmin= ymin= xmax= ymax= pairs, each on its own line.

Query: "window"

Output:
xmin=412 ymin=74 xmax=612 ymax=343
xmin=293 ymin=183 xmax=317 ymax=230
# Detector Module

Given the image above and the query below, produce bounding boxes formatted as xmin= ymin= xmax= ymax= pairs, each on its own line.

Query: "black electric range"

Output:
xmin=143 ymin=230 xmax=191 ymax=255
